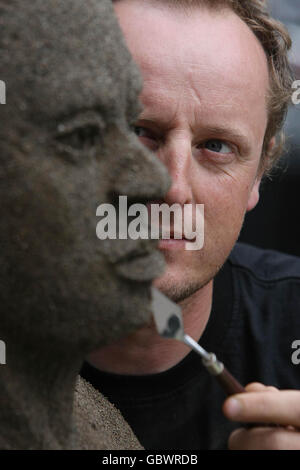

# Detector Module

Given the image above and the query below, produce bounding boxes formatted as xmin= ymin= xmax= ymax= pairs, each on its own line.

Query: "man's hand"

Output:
xmin=223 ymin=383 xmax=300 ymax=450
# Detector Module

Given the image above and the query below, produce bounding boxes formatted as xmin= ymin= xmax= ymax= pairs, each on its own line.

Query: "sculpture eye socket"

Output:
xmin=56 ymin=124 xmax=103 ymax=153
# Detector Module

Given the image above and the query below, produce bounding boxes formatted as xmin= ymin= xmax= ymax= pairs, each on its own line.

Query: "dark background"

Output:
xmin=239 ymin=0 xmax=300 ymax=256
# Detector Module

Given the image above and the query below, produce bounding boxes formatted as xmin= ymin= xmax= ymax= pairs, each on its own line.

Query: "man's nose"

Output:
xmin=158 ymin=138 xmax=193 ymax=206
xmin=111 ymin=128 xmax=170 ymax=201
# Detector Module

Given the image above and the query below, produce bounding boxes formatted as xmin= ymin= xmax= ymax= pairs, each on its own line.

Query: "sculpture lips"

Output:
xmin=114 ymin=250 xmax=165 ymax=282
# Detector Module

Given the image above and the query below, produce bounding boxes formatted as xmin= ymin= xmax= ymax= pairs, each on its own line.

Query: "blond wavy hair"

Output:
xmin=114 ymin=0 xmax=294 ymax=174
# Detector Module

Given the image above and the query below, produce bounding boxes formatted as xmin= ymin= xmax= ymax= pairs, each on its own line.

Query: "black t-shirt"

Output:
xmin=80 ymin=243 xmax=300 ymax=450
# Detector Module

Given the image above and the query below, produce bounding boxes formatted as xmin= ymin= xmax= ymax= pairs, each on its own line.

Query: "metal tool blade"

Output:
xmin=151 ymin=287 xmax=210 ymax=360
xmin=151 ymin=287 xmax=184 ymax=340
xmin=151 ymin=287 xmax=246 ymax=395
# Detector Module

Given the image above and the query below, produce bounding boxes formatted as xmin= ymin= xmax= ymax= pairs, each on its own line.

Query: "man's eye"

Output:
xmin=133 ymin=126 xmax=152 ymax=139
xmin=133 ymin=126 xmax=159 ymax=151
xmin=204 ymin=139 xmax=232 ymax=154
xmin=56 ymin=125 xmax=102 ymax=152
xmin=133 ymin=126 xmax=143 ymax=137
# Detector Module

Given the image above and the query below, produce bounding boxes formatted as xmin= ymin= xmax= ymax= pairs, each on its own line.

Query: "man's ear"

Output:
xmin=246 ymin=177 xmax=261 ymax=212
xmin=246 ymin=136 xmax=276 ymax=212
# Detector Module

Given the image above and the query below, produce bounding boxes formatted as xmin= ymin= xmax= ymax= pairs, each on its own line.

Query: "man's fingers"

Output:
xmin=223 ymin=390 xmax=300 ymax=428
xmin=244 ymin=382 xmax=279 ymax=393
xmin=228 ymin=426 xmax=300 ymax=450
xmin=225 ymin=384 xmax=300 ymax=449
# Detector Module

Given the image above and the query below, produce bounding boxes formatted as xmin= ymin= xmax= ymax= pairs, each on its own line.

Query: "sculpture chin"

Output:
xmin=114 ymin=250 xmax=166 ymax=282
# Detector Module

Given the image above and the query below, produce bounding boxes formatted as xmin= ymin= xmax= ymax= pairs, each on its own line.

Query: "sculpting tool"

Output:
xmin=151 ymin=287 xmax=245 ymax=396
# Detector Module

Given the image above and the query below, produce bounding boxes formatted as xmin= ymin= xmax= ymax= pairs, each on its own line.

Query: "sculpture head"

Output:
xmin=0 ymin=0 xmax=170 ymax=352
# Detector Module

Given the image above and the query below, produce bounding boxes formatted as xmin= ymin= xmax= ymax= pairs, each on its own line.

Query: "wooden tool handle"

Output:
xmin=215 ymin=366 xmax=246 ymax=396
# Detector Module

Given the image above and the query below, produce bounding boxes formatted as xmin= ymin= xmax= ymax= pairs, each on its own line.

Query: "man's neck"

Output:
xmin=88 ymin=280 xmax=213 ymax=375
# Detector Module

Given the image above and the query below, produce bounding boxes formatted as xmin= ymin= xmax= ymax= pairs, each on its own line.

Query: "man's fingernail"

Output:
xmin=226 ymin=398 xmax=242 ymax=417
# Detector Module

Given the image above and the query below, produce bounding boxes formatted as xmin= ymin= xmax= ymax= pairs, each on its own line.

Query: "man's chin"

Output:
xmin=154 ymin=273 xmax=206 ymax=303
xmin=153 ymin=258 xmax=224 ymax=303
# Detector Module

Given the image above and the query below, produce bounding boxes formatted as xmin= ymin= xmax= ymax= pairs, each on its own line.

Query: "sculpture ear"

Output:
xmin=246 ymin=136 xmax=276 ymax=212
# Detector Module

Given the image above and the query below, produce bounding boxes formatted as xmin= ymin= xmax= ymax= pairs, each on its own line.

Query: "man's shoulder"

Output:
xmin=229 ymin=242 xmax=300 ymax=283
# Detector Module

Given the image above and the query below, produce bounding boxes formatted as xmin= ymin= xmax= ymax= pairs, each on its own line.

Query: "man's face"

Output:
xmin=0 ymin=0 xmax=169 ymax=349
xmin=114 ymin=0 xmax=269 ymax=301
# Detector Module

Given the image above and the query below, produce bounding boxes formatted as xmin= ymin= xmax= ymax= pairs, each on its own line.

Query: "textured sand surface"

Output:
xmin=74 ymin=376 xmax=143 ymax=450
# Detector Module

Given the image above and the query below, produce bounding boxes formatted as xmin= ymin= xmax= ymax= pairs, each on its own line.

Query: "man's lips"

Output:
xmin=167 ymin=230 xmax=194 ymax=240
xmin=158 ymin=230 xmax=197 ymax=250
xmin=158 ymin=238 xmax=187 ymax=250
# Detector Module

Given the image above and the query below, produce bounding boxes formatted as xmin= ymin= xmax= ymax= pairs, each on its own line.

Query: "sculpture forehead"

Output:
xmin=0 ymin=0 xmax=142 ymax=122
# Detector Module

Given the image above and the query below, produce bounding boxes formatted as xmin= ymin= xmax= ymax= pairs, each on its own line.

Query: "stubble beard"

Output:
xmin=154 ymin=264 xmax=222 ymax=303
xmin=154 ymin=229 xmax=242 ymax=303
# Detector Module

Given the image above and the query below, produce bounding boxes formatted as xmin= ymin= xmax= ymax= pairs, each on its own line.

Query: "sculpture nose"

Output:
xmin=111 ymin=128 xmax=171 ymax=201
